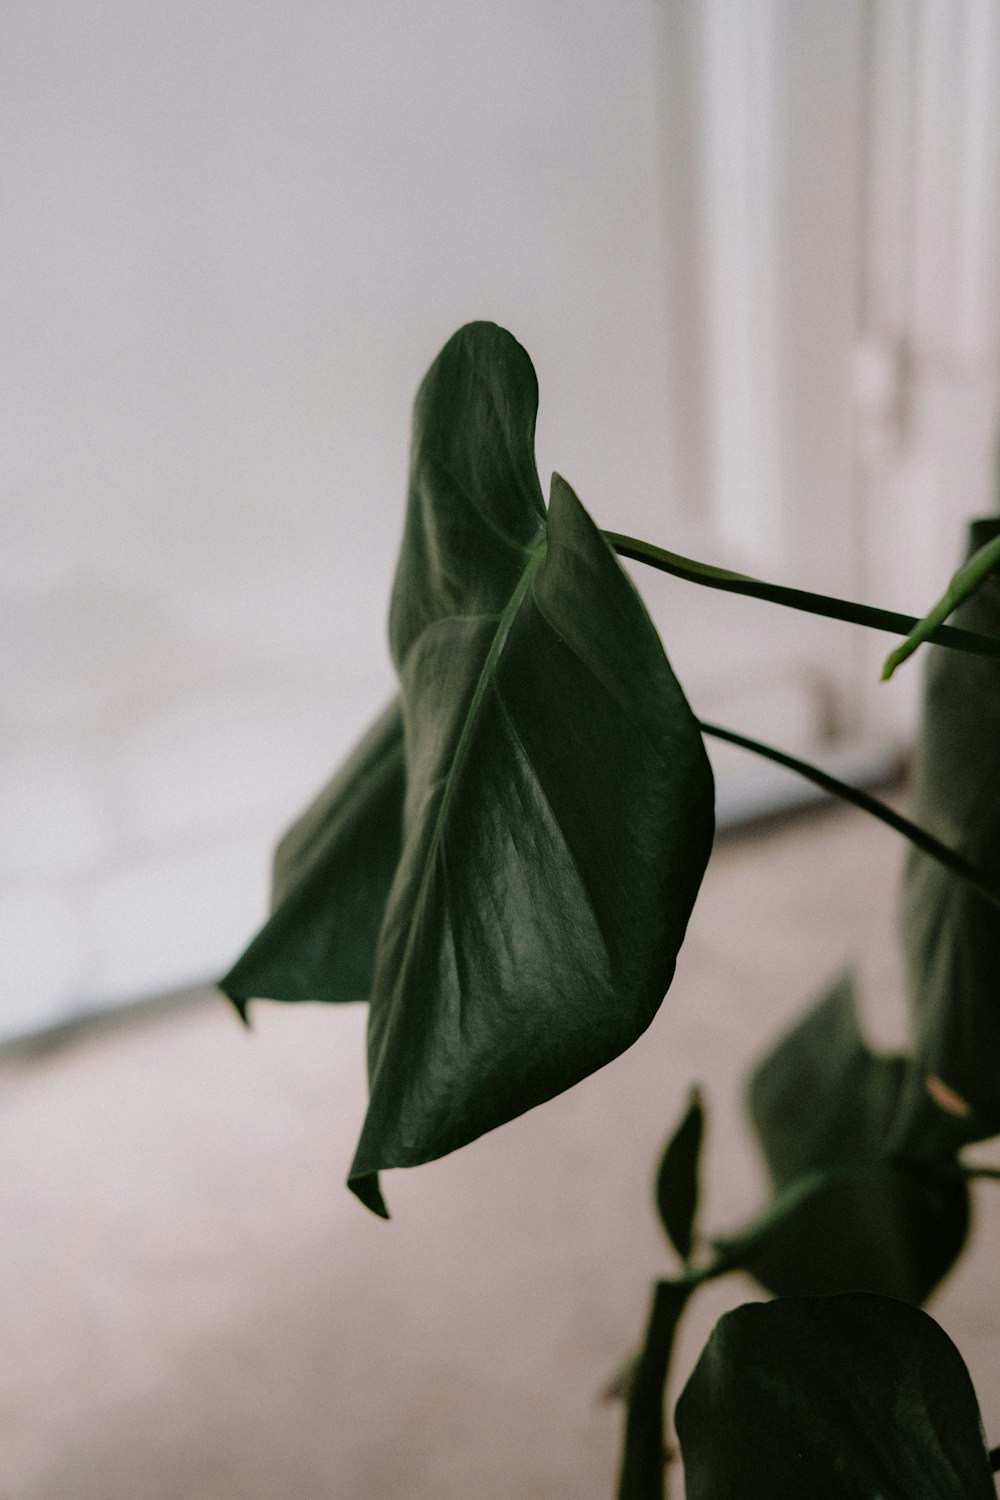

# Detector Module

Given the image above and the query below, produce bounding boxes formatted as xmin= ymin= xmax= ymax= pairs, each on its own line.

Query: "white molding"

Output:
xmin=856 ymin=0 xmax=1000 ymax=743
xmin=911 ymin=0 xmax=1000 ymax=368
xmin=860 ymin=0 xmax=917 ymax=343
xmin=698 ymin=0 xmax=786 ymax=570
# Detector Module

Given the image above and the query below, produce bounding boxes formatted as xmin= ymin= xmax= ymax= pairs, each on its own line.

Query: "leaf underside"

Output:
xmin=220 ymin=699 xmax=405 ymax=1010
xmin=676 ymin=1294 xmax=994 ymax=1500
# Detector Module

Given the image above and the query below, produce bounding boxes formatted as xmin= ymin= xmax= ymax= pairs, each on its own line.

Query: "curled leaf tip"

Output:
xmin=223 ymin=989 xmax=253 ymax=1030
xmin=350 ymin=1171 xmax=391 ymax=1220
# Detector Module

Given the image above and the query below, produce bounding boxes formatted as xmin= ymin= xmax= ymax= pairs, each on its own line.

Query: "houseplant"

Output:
xmin=221 ymin=322 xmax=1000 ymax=1496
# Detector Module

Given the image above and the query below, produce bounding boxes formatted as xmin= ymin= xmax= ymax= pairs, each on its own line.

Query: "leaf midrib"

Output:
xmin=432 ymin=537 xmax=547 ymax=844
xmin=369 ymin=537 xmax=548 ymax=1089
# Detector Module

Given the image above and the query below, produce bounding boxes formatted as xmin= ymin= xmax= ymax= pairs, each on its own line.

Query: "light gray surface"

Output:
xmin=3 ymin=801 xmax=999 ymax=1498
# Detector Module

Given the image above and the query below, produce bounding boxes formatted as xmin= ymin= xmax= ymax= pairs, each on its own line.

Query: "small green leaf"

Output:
xmin=349 ymin=323 xmax=715 ymax=1214
xmin=220 ymin=698 xmax=405 ymax=1014
xmin=675 ymin=1294 xmax=995 ymax=1500
xmin=655 ymin=1086 xmax=704 ymax=1263
xmin=895 ymin=519 xmax=1000 ymax=1152
xmin=616 ymin=1279 xmax=691 ymax=1500
xmin=881 ymin=528 xmax=1000 ymax=680
xmin=733 ymin=975 xmax=968 ymax=1301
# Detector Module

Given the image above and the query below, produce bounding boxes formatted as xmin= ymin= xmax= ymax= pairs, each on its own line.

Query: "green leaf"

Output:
xmin=676 ymin=1293 xmax=995 ymax=1500
xmin=882 ymin=528 xmax=1000 ymax=679
xmin=655 ymin=1086 xmax=704 ymax=1263
xmin=895 ymin=518 xmax=1000 ymax=1152
xmin=731 ymin=975 xmax=968 ymax=1302
xmin=349 ymin=323 xmax=715 ymax=1214
xmin=219 ymin=698 xmax=405 ymax=1015
xmin=616 ymin=1279 xmax=691 ymax=1500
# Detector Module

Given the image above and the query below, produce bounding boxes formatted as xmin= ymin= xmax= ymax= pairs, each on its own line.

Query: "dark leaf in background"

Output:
xmin=655 ymin=1086 xmax=704 ymax=1263
xmin=896 ymin=517 xmax=1000 ymax=1153
xmin=676 ymin=1294 xmax=995 ymax=1500
xmin=220 ymin=698 xmax=405 ymax=1013
xmin=349 ymin=323 xmax=715 ymax=1213
xmin=734 ymin=975 xmax=968 ymax=1301
xmin=748 ymin=976 xmax=902 ymax=1181
xmin=616 ymin=1279 xmax=691 ymax=1500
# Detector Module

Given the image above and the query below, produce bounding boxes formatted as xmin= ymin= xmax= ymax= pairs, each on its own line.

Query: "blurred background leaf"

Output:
xmin=730 ymin=975 xmax=968 ymax=1301
xmin=655 ymin=1086 xmax=704 ymax=1264
xmin=895 ymin=518 xmax=1000 ymax=1154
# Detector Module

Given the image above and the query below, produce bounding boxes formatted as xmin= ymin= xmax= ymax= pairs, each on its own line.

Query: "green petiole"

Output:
xmin=607 ymin=531 xmax=1000 ymax=664
xmin=698 ymin=720 xmax=1000 ymax=914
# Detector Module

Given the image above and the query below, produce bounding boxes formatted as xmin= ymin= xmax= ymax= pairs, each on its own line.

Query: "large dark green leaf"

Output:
xmin=219 ymin=699 xmax=406 ymax=1013
xmin=676 ymin=1294 xmax=995 ymax=1500
xmin=895 ymin=517 xmax=1000 ymax=1152
xmin=655 ymin=1087 xmax=704 ymax=1264
xmin=731 ymin=975 xmax=968 ymax=1301
xmin=349 ymin=323 xmax=715 ymax=1214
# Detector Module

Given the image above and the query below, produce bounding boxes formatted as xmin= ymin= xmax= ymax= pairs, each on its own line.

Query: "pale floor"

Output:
xmin=3 ymin=800 xmax=1000 ymax=1499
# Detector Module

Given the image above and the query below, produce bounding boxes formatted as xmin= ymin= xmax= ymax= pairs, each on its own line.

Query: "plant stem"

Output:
xmin=615 ymin=1280 xmax=691 ymax=1500
xmin=606 ymin=531 xmax=1000 ymax=663
xmin=959 ymin=1164 xmax=1000 ymax=1182
xmin=698 ymin=720 xmax=1000 ymax=914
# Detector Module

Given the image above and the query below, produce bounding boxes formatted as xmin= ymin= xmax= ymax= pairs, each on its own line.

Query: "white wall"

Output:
xmin=12 ymin=1 xmax=994 ymax=1039
xmin=2 ymin=1 xmax=680 ymax=1035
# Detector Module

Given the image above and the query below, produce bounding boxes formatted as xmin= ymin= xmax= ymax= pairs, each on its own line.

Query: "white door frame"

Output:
xmin=656 ymin=0 xmax=1000 ymax=770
